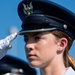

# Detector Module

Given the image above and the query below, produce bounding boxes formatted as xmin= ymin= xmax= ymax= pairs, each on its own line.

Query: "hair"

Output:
xmin=51 ymin=30 xmax=75 ymax=70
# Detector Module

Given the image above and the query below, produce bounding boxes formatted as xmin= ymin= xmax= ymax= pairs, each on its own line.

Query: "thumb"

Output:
xmin=5 ymin=44 xmax=12 ymax=50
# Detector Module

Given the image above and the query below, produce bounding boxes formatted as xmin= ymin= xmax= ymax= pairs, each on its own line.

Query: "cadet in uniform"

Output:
xmin=17 ymin=0 xmax=75 ymax=75
xmin=0 ymin=55 xmax=36 ymax=75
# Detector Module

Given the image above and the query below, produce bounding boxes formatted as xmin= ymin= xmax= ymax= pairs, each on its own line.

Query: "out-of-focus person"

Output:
xmin=0 ymin=55 xmax=37 ymax=75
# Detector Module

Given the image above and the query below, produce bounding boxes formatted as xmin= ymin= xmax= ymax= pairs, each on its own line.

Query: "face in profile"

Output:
xmin=24 ymin=31 xmax=59 ymax=68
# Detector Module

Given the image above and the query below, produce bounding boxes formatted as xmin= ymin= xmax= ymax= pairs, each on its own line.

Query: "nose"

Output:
xmin=25 ymin=42 xmax=34 ymax=51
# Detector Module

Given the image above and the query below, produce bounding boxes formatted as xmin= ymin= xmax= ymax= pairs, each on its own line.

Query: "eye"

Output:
xmin=34 ymin=36 xmax=41 ymax=42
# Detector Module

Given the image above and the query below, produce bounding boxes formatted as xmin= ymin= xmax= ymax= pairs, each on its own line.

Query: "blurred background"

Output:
xmin=0 ymin=0 xmax=75 ymax=75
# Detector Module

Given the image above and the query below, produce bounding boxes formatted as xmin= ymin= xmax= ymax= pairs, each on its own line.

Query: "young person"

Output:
xmin=17 ymin=0 xmax=75 ymax=75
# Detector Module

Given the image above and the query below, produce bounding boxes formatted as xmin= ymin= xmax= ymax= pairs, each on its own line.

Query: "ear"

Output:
xmin=57 ymin=38 xmax=68 ymax=52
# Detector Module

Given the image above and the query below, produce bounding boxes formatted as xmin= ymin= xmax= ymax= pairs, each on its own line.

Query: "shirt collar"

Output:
xmin=64 ymin=67 xmax=75 ymax=75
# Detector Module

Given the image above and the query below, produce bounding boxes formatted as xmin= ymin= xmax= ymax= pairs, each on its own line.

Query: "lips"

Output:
xmin=27 ymin=54 xmax=37 ymax=59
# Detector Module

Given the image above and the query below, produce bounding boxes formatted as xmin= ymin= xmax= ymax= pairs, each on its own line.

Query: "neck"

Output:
xmin=40 ymin=56 xmax=67 ymax=75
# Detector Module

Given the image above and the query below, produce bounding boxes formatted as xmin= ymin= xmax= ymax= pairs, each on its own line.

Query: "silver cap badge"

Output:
xmin=23 ymin=2 xmax=33 ymax=15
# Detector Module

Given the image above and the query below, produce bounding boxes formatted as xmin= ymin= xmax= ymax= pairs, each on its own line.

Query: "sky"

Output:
xmin=0 ymin=0 xmax=75 ymax=75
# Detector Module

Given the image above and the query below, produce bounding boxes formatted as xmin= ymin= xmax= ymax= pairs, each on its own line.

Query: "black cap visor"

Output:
xmin=19 ymin=15 xmax=64 ymax=35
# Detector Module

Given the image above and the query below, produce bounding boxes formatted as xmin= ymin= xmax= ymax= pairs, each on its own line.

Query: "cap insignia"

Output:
xmin=23 ymin=2 xmax=33 ymax=15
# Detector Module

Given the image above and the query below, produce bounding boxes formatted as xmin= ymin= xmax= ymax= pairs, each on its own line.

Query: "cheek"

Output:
xmin=34 ymin=40 xmax=58 ymax=67
xmin=36 ymin=39 xmax=57 ymax=59
xmin=37 ymin=39 xmax=57 ymax=51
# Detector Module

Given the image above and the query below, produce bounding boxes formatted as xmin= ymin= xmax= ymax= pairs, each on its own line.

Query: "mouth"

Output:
xmin=27 ymin=54 xmax=37 ymax=59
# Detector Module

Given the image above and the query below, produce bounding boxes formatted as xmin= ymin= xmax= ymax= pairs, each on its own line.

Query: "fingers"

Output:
xmin=5 ymin=32 xmax=18 ymax=42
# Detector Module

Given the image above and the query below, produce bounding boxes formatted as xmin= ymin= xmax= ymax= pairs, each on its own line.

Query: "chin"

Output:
xmin=28 ymin=61 xmax=42 ymax=68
